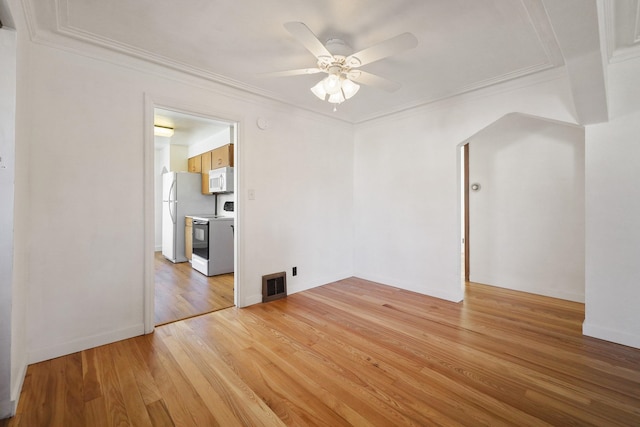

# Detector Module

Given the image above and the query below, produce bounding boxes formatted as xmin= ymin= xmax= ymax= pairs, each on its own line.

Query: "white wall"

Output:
xmin=353 ymin=71 xmax=579 ymax=303
xmin=583 ymin=54 xmax=640 ymax=348
xmin=468 ymin=113 xmax=585 ymax=302
xmin=15 ymin=28 xmax=353 ymax=363
xmin=169 ymin=144 xmax=188 ymax=172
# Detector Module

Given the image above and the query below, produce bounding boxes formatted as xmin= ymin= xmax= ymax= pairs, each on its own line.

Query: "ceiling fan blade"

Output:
xmin=261 ymin=68 xmax=323 ymax=77
xmin=346 ymin=33 xmax=418 ymax=67
xmin=284 ymin=22 xmax=333 ymax=61
xmin=348 ymin=70 xmax=401 ymax=92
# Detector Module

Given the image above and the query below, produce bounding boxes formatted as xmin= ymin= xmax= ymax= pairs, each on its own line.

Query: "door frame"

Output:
xmin=464 ymin=143 xmax=470 ymax=282
xmin=143 ymin=93 xmax=243 ymax=333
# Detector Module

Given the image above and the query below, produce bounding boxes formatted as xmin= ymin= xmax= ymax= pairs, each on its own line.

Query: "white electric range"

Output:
xmin=191 ymin=215 xmax=234 ymax=276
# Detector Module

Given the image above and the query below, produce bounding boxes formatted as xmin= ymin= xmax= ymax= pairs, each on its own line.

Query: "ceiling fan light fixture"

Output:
xmin=341 ymin=78 xmax=360 ymax=100
xmin=282 ymin=22 xmax=418 ymax=111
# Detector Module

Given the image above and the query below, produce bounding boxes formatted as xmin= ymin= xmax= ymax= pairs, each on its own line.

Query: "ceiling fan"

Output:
xmin=268 ymin=22 xmax=418 ymax=109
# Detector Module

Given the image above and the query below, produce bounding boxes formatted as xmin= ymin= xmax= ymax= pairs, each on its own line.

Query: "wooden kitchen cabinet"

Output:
xmin=211 ymin=143 xmax=234 ymax=169
xmin=200 ymin=151 xmax=212 ymax=194
xmin=188 ymin=155 xmax=201 ymax=173
xmin=185 ymin=217 xmax=193 ymax=260
xmin=201 ymin=151 xmax=212 ymax=171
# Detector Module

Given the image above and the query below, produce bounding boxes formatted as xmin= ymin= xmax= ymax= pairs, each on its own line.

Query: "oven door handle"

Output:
xmin=193 ymin=220 xmax=208 ymax=225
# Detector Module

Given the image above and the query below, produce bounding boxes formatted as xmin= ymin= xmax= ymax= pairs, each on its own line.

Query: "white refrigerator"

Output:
xmin=162 ymin=172 xmax=216 ymax=263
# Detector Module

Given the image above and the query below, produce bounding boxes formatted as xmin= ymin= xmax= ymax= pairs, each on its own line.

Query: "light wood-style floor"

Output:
xmin=4 ymin=278 xmax=640 ymax=426
xmin=154 ymin=252 xmax=234 ymax=326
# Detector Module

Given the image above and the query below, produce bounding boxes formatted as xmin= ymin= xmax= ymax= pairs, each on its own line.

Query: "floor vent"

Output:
xmin=262 ymin=271 xmax=287 ymax=303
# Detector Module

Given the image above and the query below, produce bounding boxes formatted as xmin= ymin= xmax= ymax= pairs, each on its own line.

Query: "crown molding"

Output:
xmin=354 ymin=64 xmax=563 ymax=124
xmin=522 ymin=0 xmax=565 ymax=67
xmin=635 ymin=0 xmax=640 ymax=43
xmin=54 ymin=0 xmax=288 ymax=104
xmin=355 ymin=66 xmax=568 ymax=125
xmin=603 ymin=0 xmax=640 ymax=63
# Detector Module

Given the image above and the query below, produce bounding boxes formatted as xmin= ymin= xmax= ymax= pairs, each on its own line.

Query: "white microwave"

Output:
xmin=208 ymin=166 xmax=234 ymax=193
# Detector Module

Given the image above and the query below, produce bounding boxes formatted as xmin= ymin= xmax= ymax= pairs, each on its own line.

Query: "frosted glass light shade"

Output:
xmin=323 ymin=74 xmax=342 ymax=95
xmin=311 ymin=80 xmax=327 ymax=100
xmin=328 ymin=91 xmax=345 ymax=104
xmin=341 ymin=79 xmax=360 ymax=99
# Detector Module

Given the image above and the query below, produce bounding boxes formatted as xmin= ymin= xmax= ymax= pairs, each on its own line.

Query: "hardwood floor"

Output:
xmin=154 ymin=252 xmax=234 ymax=325
xmin=3 ymin=278 xmax=640 ymax=426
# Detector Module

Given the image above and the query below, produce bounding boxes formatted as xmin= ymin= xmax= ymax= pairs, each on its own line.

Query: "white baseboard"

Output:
xmin=28 ymin=323 xmax=145 ymax=364
xmin=583 ymin=321 xmax=640 ymax=349
xmin=354 ymin=272 xmax=464 ymax=303
xmin=0 ymin=399 xmax=13 ymax=420
xmin=469 ymin=275 xmax=585 ymax=303
xmin=0 ymin=355 xmax=28 ymax=419
xmin=7 ymin=359 xmax=28 ymax=418
xmin=242 ymin=293 xmax=263 ymax=307
xmin=288 ymin=271 xmax=353 ymax=295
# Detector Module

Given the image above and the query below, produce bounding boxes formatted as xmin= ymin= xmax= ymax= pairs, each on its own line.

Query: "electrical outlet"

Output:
xmin=292 ymin=266 xmax=297 ymax=276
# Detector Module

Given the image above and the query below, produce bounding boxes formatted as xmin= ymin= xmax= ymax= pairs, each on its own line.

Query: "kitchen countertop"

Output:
xmin=187 ymin=214 xmax=234 ymax=221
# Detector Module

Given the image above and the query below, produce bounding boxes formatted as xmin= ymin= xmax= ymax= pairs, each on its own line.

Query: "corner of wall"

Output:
xmin=583 ymin=320 xmax=640 ymax=349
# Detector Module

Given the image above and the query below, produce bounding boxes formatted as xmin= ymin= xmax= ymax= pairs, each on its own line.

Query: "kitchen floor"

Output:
xmin=154 ymin=252 xmax=234 ymax=326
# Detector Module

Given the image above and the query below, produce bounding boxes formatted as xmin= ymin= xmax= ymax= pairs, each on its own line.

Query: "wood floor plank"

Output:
xmin=96 ymin=345 xmax=132 ymax=426
xmin=110 ymin=341 xmax=154 ymax=427
xmin=145 ymin=400 xmax=174 ymax=427
xmin=81 ymin=348 xmax=102 ymax=403
xmin=118 ymin=337 xmax=162 ymax=406
xmin=83 ymin=397 xmax=109 ymax=427
xmin=4 ymin=277 xmax=640 ymax=426
xmin=63 ymin=353 xmax=85 ymax=426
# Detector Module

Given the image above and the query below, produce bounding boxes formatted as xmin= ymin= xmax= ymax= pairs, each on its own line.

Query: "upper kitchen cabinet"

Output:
xmin=201 ymin=151 xmax=213 ymax=172
xmin=211 ymin=144 xmax=234 ymax=169
xmin=188 ymin=155 xmax=202 ymax=173
xmin=200 ymin=151 xmax=213 ymax=194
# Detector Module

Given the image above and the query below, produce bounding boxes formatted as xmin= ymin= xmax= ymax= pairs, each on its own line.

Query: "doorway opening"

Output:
xmin=458 ymin=113 xmax=585 ymax=303
xmin=149 ymin=105 xmax=239 ymax=327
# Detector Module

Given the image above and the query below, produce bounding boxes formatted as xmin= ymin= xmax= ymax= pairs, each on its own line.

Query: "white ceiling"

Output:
xmin=4 ymin=0 xmax=640 ymax=123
